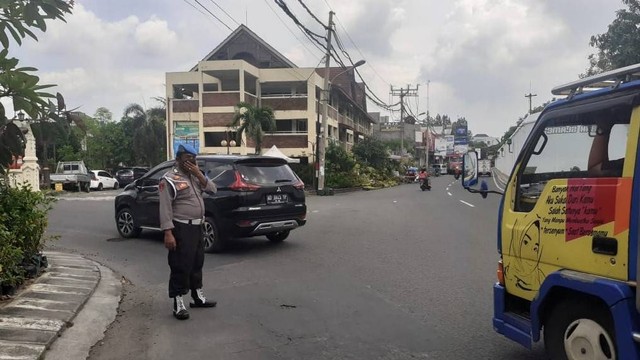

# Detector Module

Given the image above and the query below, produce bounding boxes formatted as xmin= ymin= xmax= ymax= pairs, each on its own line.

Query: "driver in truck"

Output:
xmin=587 ymin=121 xmax=624 ymax=177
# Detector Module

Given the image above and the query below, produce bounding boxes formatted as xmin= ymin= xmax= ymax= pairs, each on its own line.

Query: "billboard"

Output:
xmin=435 ymin=137 xmax=447 ymax=157
xmin=445 ymin=135 xmax=455 ymax=155
xmin=454 ymin=125 xmax=468 ymax=145
xmin=173 ymin=121 xmax=200 ymax=155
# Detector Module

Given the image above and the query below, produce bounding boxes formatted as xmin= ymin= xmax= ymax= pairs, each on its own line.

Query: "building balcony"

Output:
xmin=202 ymin=92 xmax=240 ymax=107
xmin=172 ymin=99 xmax=199 ymax=113
xmin=261 ymin=94 xmax=308 ymax=111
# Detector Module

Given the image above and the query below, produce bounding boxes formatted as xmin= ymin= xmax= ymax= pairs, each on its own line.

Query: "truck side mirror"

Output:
xmin=462 ymin=150 xmax=479 ymax=187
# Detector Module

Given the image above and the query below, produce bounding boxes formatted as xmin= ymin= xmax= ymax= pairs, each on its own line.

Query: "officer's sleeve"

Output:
xmin=202 ymin=178 xmax=217 ymax=194
xmin=159 ymin=178 xmax=175 ymax=230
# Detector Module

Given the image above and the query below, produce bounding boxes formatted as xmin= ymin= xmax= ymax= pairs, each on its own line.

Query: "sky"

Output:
xmin=4 ymin=0 xmax=624 ymax=138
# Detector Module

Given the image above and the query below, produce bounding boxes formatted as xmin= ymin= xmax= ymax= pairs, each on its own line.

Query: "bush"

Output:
xmin=0 ymin=183 xmax=56 ymax=293
xmin=289 ymin=163 xmax=314 ymax=188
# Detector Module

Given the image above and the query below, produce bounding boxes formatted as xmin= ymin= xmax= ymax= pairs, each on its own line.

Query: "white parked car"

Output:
xmin=90 ymin=170 xmax=119 ymax=190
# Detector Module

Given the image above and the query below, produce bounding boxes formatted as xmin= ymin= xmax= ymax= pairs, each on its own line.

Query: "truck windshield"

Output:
xmin=516 ymin=107 xmax=630 ymax=212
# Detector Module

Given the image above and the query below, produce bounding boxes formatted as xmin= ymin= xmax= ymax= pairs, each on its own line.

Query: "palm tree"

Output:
xmin=230 ymin=102 xmax=276 ymax=154
xmin=123 ymin=103 xmax=166 ymax=167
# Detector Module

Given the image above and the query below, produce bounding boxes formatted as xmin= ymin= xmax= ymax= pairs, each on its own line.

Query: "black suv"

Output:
xmin=114 ymin=155 xmax=307 ymax=252
xmin=115 ymin=167 xmax=149 ymax=187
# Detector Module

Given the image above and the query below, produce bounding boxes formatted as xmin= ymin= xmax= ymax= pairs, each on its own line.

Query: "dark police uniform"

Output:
xmin=159 ymin=164 xmax=216 ymax=300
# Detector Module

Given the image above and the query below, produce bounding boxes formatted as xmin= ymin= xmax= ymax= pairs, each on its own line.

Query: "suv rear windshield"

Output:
xmin=236 ymin=163 xmax=298 ymax=185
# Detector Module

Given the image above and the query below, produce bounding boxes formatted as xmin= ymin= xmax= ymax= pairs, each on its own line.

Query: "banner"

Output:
xmin=174 ymin=121 xmax=200 ymax=155
xmin=174 ymin=121 xmax=199 ymax=137
xmin=445 ymin=135 xmax=455 ymax=155
xmin=454 ymin=125 xmax=468 ymax=145
xmin=435 ymin=137 xmax=447 ymax=157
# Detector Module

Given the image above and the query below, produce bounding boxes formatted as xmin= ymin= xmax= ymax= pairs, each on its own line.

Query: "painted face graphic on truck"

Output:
xmin=505 ymin=217 xmax=545 ymax=292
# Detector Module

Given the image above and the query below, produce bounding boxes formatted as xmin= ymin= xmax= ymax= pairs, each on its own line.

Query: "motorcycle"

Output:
xmin=420 ymin=178 xmax=431 ymax=191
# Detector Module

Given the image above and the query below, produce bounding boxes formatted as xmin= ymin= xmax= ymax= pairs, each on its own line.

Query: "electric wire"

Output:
xmin=262 ymin=0 xmax=324 ymax=59
xmin=296 ymin=0 xmax=327 ymax=30
xmin=207 ymin=0 xmax=241 ymax=26
xmin=193 ymin=0 xmax=233 ymax=31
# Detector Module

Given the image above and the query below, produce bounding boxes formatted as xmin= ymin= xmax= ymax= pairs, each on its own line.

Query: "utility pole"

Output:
xmin=525 ymin=91 xmax=537 ymax=114
xmin=316 ymin=11 xmax=334 ymax=193
xmin=390 ymin=85 xmax=419 ymax=157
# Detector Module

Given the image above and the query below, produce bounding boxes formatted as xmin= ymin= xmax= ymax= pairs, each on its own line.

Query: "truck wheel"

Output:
xmin=116 ymin=208 xmax=141 ymax=238
xmin=544 ymin=299 xmax=616 ymax=360
xmin=266 ymin=230 xmax=290 ymax=243
xmin=203 ymin=216 xmax=225 ymax=253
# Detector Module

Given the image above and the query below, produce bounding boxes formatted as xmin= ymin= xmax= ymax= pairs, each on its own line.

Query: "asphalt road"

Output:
xmin=46 ymin=176 xmax=546 ymax=359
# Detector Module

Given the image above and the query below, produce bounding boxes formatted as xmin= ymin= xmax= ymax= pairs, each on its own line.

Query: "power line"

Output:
xmin=334 ymin=14 xmax=390 ymax=86
xmin=207 ymin=0 xmax=241 ymax=26
xmin=262 ymin=0 xmax=324 ymax=59
xmin=182 ymin=0 xmax=211 ymax=20
xmin=193 ymin=0 xmax=233 ymax=31
xmin=296 ymin=0 xmax=327 ymax=29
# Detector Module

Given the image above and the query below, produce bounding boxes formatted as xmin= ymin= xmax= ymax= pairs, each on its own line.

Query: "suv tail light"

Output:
xmin=293 ymin=179 xmax=304 ymax=190
xmin=229 ymin=171 xmax=261 ymax=191
xmin=91 ymin=173 xmax=97 ymax=180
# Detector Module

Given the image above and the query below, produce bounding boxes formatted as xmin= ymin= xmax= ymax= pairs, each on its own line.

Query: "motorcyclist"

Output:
xmin=418 ymin=168 xmax=429 ymax=186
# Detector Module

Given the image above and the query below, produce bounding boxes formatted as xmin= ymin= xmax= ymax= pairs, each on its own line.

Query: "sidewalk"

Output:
xmin=0 ymin=251 xmax=121 ymax=360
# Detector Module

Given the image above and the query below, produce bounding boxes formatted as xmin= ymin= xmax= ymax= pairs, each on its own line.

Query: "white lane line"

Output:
xmin=460 ymin=200 xmax=475 ymax=207
xmin=447 ymin=192 xmax=452 ymax=196
xmin=492 ymin=170 xmax=505 ymax=192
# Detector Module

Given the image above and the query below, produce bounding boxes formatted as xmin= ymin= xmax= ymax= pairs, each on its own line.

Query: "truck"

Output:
xmin=478 ymin=159 xmax=491 ymax=177
xmin=462 ymin=63 xmax=640 ymax=359
xmin=50 ymin=161 xmax=91 ymax=192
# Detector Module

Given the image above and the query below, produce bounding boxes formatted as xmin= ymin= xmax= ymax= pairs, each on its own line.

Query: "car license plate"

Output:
xmin=266 ymin=194 xmax=288 ymax=204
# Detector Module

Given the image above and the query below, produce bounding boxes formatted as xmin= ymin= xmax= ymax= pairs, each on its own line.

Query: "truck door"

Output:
xmin=501 ymin=103 xmax=638 ymax=301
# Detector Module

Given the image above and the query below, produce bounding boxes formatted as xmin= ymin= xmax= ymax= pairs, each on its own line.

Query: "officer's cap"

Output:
xmin=175 ymin=143 xmax=198 ymax=157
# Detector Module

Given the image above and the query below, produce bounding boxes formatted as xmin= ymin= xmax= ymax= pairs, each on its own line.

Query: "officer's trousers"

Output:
xmin=168 ymin=221 xmax=204 ymax=298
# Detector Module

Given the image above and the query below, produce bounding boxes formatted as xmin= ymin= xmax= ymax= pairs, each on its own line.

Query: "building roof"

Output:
xmin=191 ymin=25 xmax=296 ymax=71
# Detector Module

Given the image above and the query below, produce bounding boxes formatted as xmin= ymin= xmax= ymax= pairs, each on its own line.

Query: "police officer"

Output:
xmin=159 ymin=143 xmax=217 ymax=320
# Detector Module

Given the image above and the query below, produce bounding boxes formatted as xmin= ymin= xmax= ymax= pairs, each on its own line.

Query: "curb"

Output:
xmin=0 ymin=252 xmax=101 ymax=360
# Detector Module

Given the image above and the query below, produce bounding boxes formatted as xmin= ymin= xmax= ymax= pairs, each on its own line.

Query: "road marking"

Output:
xmin=447 ymin=192 xmax=452 ymax=196
xmin=492 ymin=169 xmax=505 ymax=191
xmin=460 ymin=200 xmax=475 ymax=207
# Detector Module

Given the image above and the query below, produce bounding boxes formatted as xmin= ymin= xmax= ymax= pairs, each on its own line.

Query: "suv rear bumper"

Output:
xmin=225 ymin=217 xmax=306 ymax=237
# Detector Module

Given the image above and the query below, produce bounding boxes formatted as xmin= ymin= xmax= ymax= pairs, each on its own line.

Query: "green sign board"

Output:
xmin=174 ymin=121 xmax=199 ymax=138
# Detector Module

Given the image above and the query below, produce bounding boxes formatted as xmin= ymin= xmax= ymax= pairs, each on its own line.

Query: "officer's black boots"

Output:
xmin=190 ymin=288 xmax=217 ymax=308
xmin=173 ymin=295 xmax=190 ymax=320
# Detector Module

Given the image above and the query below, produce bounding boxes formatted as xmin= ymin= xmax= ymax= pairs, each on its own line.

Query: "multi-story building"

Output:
xmin=165 ymin=25 xmax=375 ymax=163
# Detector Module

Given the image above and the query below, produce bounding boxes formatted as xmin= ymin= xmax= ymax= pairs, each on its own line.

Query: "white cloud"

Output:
xmin=2 ymin=0 xmax=624 ymax=137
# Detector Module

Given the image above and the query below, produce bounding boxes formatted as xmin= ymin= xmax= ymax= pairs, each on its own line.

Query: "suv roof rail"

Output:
xmin=551 ymin=62 xmax=640 ymax=96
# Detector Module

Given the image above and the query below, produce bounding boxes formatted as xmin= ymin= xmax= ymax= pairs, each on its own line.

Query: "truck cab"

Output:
xmin=463 ymin=63 xmax=640 ymax=359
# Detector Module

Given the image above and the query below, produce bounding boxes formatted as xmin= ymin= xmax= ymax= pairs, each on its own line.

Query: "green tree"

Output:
xmin=122 ymin=102 xmax=166 ymax=167
xmin=94 ymin=107 xmax=113 ymax=124
xmin=586 ymin=0 xmax=640 ymax=75
xmin=0 ymin=1 xmax=75 ymax=175
xmin=231 ymin=102 xmax=276 ymax=154
xmin=352 ymin=137 xmax=390 ymax=170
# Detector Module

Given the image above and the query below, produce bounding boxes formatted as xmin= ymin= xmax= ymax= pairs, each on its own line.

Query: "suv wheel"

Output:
xmin=97 ymin=183 xmax=103 ymax=191
xmin=266 ymin=230 xmax=290 ymax=243
xmin=203 ymin=216 xmax=225 ymax=253
xmin=116 ymin=208 xmax=141 ymax=238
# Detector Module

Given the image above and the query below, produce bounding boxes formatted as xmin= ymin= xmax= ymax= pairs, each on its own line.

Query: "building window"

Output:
xmin=275 ymin=119 xmax=308 ymax=133
xmin=204 ymin=131 xmax=237 ymax=147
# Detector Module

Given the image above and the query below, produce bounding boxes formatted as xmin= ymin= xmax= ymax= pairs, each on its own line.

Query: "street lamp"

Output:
xmin=317 ymin=59 xmax=366 ymax=193
xmin=221 ymin=134 xmax=236 ymax=155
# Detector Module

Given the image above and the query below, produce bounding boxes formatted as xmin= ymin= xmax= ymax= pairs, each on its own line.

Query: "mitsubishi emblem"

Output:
xmin=277 ymin=187 xmax=282 ymax=192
